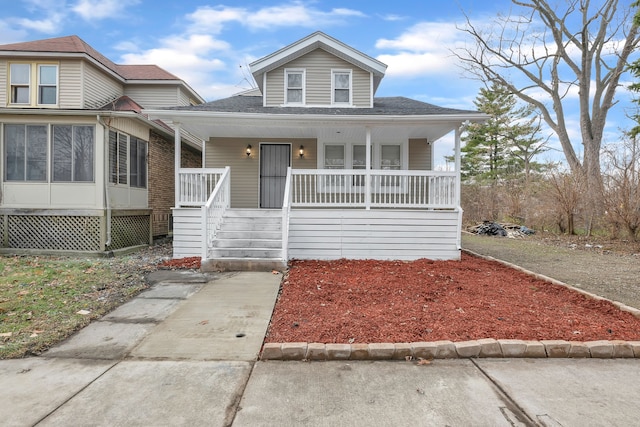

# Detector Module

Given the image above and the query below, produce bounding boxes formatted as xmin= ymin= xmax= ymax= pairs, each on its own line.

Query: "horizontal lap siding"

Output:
xmin=172 ymin=208 xmax=202 ymax=258
xmin=265 ymin=49 xmax=372 ymax=107
xmin=288 ymin=210 xmax=460 ymax=261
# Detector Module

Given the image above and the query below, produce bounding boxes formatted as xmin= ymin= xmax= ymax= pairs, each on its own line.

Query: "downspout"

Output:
xmin=97 ymin=115 xmax=112 ymax=248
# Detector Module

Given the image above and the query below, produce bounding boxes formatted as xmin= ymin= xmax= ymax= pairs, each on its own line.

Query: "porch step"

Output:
xmin=205 ymin=209 xmax=284 ymax=272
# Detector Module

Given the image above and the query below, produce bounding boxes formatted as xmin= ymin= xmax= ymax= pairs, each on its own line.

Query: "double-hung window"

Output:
xmin=38 ymin=65 xmax=58 ymax=105
xmin=52 ymin=125 xmax=94 ymax=182
xmin=9 ymin=63 xmax=58 ymax=106
xmin=332 ymin=70 xmax=351 ymax=105
xmin=10 ymin=64 xmax=31 ymax=105
xmin=323 ymin=144 xmax=345 ymax=187
xmin=285 ymin=69 xmax=304 ymax=105
xmin=4 ymin=124 xmax=47 ymax=181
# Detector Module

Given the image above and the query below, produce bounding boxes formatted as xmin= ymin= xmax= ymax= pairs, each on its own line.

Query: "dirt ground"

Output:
xmin=462 ymin=232 xmax=640 ymax=310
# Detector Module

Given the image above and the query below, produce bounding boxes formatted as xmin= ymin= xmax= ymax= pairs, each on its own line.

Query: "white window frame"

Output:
xmin=318 ymin=141 xmax=408 ymax=192
xmin=37 ymin=64 xmax=58 ymax=105
xmin=331 ymin=69 xmax=352 ymax=106
xmin=284 ymin=68 xmax=305 ymax=105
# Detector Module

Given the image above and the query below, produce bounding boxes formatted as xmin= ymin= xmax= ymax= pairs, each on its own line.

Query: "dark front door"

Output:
xmin=260 ymin=144 xmax=290 ymax=209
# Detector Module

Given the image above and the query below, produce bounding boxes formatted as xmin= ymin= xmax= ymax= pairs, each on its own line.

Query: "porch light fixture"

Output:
xmin=299 ymin=145 xmax=304 ymax=158
xmin=246 ymin=144 xmax=252 ymax=157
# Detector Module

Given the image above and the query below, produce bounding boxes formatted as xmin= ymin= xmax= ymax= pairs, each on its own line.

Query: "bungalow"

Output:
xmin=146 ymin=32 xmax=486 ymax=271
xmin=0 ymin=35 xmax=205 ymax=254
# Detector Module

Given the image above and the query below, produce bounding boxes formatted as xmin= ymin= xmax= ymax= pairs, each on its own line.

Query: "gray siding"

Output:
xmin=206 ymin=137 xmax=317 ymax=208
xmin=172 ymin=208 xmax=203 ymax=258
xmin=83 ymin=63 xmax=123 ymax=109
xmin=265 ymin=49 xmax=372 ymax=107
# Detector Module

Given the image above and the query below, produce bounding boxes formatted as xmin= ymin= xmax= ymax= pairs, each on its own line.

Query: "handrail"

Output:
xmin=201 ymin=167 xmax=231 ymax=259
xmin=178 ymin=168 xmax=226 ymax=207
xmin=281 ymin=166 xmax=292 ymax=263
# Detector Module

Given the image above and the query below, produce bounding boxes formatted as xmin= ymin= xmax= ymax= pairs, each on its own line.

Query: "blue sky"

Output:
xmin=1 ymin=0 xmax=637 ymax=167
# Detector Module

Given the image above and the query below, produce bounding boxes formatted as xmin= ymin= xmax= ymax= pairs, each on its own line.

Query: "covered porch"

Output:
xmin=145 ymin=107 xmax=478 ymax=269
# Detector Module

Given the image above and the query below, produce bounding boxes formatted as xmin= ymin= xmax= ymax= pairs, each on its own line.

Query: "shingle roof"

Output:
xmin=0 ymin=35 xmax=179 ymax=81
xmin=165 ymin=94 xmax=479 ymax=116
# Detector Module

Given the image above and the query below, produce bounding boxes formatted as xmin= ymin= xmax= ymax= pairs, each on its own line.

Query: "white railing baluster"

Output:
xmin=287 ymin=169 xmax=457 ymax=209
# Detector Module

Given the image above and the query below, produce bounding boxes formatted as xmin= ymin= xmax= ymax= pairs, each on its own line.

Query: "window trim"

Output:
xmin=108 ymin=130 xmax=148 ymax=189
xmin=9 ymin=63 xmax=31 ymax=105
xmin=8 ymin=62 xmax=59 ymax=107
xmin=284 ymin=68 xmax=305 ymax=105
xmin=331 ymin=69 xmax=352 ymax=106
xmin=37 ymin=64 xmax=58 ymax=105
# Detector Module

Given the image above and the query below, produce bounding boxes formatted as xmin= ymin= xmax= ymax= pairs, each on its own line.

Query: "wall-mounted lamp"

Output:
xmin=246 ymin=144 xmax=252 ymax=157
xmin=299 ymin=145 xmax=304 ymax=158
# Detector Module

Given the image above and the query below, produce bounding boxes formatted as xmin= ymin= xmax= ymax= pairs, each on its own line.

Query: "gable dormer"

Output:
xmin=249 ymin=32 xmax=387 ymax=108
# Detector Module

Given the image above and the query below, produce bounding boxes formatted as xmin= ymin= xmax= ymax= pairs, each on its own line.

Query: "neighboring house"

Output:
xmin=146 ymin=31 xmax=487 ymax=271
xmin=0 ymin=35 xmax=204 ymax=255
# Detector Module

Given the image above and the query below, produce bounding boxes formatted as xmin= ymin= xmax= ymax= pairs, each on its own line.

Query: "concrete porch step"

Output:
xmin=209 ymin=248 xmax=282 ymax=259
xmin=213 ymin=238 xmax=282 ymax=249
xmin=216 ymin=230 xmax=282 ymax=240
xmin=201 ymin=257 xmax=287 ymax=272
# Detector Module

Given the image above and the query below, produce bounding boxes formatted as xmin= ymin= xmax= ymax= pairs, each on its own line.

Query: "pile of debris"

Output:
xmin=468 ymin=221 xmax=535 ymax=238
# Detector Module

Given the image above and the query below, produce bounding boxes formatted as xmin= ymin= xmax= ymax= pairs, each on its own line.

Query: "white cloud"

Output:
xmin=14 ymin=14 xmax=65 ymax=34
xmin=120 ymin=34 xmax=235 ymax=100
xmin=72 ymin=0 xmax=140 ymax=21
xmin=375 ymin=22 xmax=467 ymax=77
xmin=186 ymin=2 xmax=365 ymax=33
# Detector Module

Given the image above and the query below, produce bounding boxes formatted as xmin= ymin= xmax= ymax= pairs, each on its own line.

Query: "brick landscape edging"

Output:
xmin=261 ymin=250 xmax=640 ymax=361
xmin=261 ymin=339 xmax=640 ymax=360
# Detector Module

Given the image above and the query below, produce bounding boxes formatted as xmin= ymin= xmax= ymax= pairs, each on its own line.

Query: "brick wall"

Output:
xmin=148 ymin=130 xmax=202 ymax=237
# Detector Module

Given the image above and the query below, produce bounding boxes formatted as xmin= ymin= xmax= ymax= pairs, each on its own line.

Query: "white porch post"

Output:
xmin=365 ymin=126 xmax=371 ymax=210
xmin=454 ymin=125 xmax=462 ymax=206
xmin=174 ymin=122 xmax=181 ymax=207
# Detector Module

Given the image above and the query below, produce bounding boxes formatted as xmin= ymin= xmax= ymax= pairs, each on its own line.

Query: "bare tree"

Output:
xmin=455 ymin=0 xmax=640 ymax=215
xmin=602 ymin=135 xmax=640 ymax=240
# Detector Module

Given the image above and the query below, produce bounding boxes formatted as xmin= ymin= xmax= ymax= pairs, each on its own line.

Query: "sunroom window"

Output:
xmin=4 ymin=124 xmax=47 ymax=181
xmin=52 ymin=125 xmax=94 ymax=182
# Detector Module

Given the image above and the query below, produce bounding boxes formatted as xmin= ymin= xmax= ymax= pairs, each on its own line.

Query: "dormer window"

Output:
xmin=332 ymin=70 xmax=351 ymax=105
xmin=8 ymin=62 xmax=58 ymax=106
xmin=285 ymin=69 xmax=304 ymax=105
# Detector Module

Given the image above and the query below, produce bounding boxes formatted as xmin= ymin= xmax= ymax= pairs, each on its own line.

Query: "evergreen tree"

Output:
xmin=456 ymin=83 xmax=546 ymax=184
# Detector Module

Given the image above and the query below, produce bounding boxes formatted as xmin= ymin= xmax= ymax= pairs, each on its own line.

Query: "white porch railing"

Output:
xmin=289 ymin=169 xmax=457 ymax=209
xmin=178 ymin=168 xmax=226 ymax=207
xmin=201 ymin=167 xmax=230 ymax=258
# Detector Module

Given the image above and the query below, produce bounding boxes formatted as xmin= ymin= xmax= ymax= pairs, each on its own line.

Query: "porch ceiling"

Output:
xmin=146 ymin=111 xmax=478 ymax=144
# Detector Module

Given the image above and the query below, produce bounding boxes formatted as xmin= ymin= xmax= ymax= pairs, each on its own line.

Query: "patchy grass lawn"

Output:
xmin=0 ymin=247 xmax=169 ymax=359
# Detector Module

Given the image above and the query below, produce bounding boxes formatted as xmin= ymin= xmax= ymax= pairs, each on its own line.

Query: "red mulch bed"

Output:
xmin=265 ymin=253 xmax=640 ymax=343
xmin=160 ymin=257 xmax=201 ymax=270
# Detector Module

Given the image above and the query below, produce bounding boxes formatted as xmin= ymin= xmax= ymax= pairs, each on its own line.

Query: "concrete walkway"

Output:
xmin=2 ymin=270 xmax=640 ymax=426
